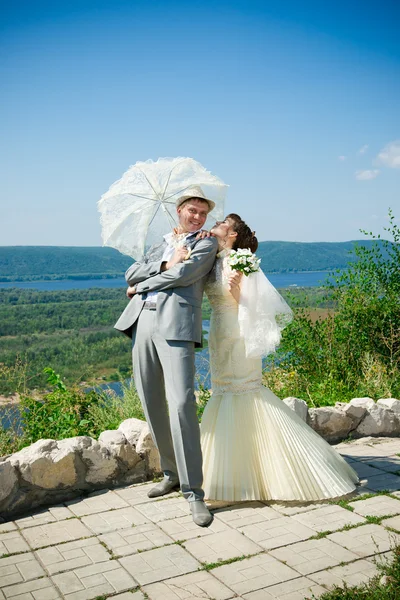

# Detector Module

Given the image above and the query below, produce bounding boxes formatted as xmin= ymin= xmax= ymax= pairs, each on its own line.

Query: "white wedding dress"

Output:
xmin=201 ymin=250 xmax=359 ymax=502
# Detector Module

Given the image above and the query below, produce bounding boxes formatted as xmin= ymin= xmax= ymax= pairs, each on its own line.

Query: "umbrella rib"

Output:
xmin=136 ymin=167 xmax=162 ymax=200
xmin=163 ymin=204 xmax=178 ymax=229
xmin=159 ymin=157 xmax=187 ymax=200
xmin=147 ymin=202 xmax=163 ymax=229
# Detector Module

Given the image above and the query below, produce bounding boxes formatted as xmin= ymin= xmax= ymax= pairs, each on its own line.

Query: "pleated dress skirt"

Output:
xmin=200 ymin=304 xmax=359 ymax=502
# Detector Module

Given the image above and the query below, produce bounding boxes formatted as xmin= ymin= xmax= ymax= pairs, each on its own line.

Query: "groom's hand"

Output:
xmin=164 ymin=247 xmax=189 ymax=270
xmin=126 ymin=286 xmax=136 ymax=298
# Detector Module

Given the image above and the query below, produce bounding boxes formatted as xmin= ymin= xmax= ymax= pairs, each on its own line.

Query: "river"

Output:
xmin=0 ymin=271 xmax=329 ymax=291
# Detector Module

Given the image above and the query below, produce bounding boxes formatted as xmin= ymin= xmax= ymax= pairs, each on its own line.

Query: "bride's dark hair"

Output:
xmin=226 ymin=213 xmax=258 ymax=253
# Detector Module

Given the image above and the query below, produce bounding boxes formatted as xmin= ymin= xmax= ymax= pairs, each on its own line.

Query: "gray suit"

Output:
xmin=115 ymin=234 xmax=218 ymax=501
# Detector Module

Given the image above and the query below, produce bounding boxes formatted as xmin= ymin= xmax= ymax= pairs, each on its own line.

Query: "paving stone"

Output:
xmin=14 ymin=505 xmax=74 ymax=529
xmin=238 ymin=516 xmax=316 ymax=550
xmin=158 ymin=514 xmax=230 ymax=541
xmin=349 ymin=462 xmax=385 ymax=478
xmin=135 ymin=498 xmax=189 ymax=523
xmin=0 ymin=523 xmax=16 ymax=533
xmin=211 ymin=553 xmax=299 ymax=596
xmin=360 ymin=473 xmax=400 ymax=492
xmin=309 ymin=558 xmax=379 ymax=589
xmin=36 ymin=537 xmax=111 ymax=575
xmin=99 ymin=523 xmax=172 ymax=556
xmin=213 ymin=502 xmax=281 ymax=529
xmin=292 ymin=504 xmax=366 ymax=532
xmin=51 ymin=560 xmax=136 ymax=599
xmin=270 ymin=502 xmax=325 ymax=516
xmin=0 ymin=552 xmax=45 ymax=588
xmin=358 ymin=456 xmax=400 ymax=472
xmin=241 ymin=576 xmax=326 ymax=599
xmin=66 ymin=489 xmax=129 ymax=516
xmin=143 ymin=570 xmax=234 ymax=600
xmin=118 ymin=544 xmax=200 ymax=585
xmin=20 ymin=519 xmax=92 ymax=549
xmin=381 ymin=514 xmax=400 ymax=532
xmin=81 ymin=507 xmax=148 ymax=534
xmin=349 ymin=495 xmax=400 ymax=517
xmin=328 ymin=523 xmax=400 ymax=557
xmin=0 ymin=530 xmax=30 ymax=556
xmin=1 ymin=576 xmax=61 ymax=598
xmin=114 ymin=482 xmax=180 ymax=505
xmin=366 ymin=440 xmax=400 ymax=455
xmin=183 ymin=529 xmax=262 ymax=564
xmin=337 ymin=444 xmax=389 ymax=459
xmin=112 ymin=593 xmax=146 ymax=600
xmin=270 ymin=538 xmax=359 ymax=575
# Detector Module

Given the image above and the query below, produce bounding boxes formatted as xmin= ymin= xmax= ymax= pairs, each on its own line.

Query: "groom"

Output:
xmin=114 ymin=186 xmax=218 ymax=526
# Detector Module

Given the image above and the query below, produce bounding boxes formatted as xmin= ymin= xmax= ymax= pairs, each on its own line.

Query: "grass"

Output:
xmin=200 ymin=552 xmax=263 ymax=571
xmin=306 ymin=544 xmax=400 ymax=599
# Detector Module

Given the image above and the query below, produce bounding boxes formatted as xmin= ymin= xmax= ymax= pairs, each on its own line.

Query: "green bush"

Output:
xmin=265 ymin=209 xmax=400 ymax=406
xmin=0 ymin=369 xmax=145 ymax=457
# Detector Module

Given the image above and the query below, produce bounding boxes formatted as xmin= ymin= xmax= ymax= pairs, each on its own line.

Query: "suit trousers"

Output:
xmin=132 ymin=307 xmax=204 ymax=502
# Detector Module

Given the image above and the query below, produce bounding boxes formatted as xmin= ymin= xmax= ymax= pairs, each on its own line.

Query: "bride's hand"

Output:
xmin=196 ymin=230 xmax=213 ymax=239
xmin=227 ymin=271 xmax=242 ymax=302
xmin=166 ymin=246 xmax=189 ymax=269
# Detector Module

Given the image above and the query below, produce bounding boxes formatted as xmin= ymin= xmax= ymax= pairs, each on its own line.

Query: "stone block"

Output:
xmin=307 ymin=407 xmax=354 ymax=441
xmin=282 ymin=397 xmax=308 ymax=421
xmin=136 ymin=424 xmax=161 ymax=474
xmin=98 ymin=430 xmax=141 ymax=469
xmin=10 ymin=439 xmax=79 ymax=489
xmin=118 ymin=418 xmax=146 ymax=447
xmin=0 ymin=461 xmax=17 ymax=504
xmin=356 ymin=403 xmax=399 ymax=437
xmin=81 ymin=439 xmax=119 ymax=484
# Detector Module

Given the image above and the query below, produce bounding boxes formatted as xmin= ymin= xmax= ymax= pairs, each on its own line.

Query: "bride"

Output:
xmin=199 ymin=213 xmax=358 ymax=502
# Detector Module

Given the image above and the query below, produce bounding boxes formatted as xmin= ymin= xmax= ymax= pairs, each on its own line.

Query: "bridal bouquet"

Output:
xmin=228 ymin=248 xmax=261 ymax=276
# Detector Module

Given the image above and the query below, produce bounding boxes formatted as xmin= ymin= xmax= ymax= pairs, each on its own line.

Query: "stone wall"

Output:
xmin=1 ymin=397 xmax=399 ymax=521
xmin=0 ymin=418 xmax=161 ymax=521
xmin=284 ymin=396 xmax=400 ymax=443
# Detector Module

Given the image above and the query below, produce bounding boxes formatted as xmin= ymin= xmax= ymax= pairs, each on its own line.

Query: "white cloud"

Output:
xmin=377 ymin=140 xmax=400 ymax=169
xmin=355 ymin=169 xmax=380 ymax=181
xmin=338 ymin=155 xmax=346 ymax=161
xmin=358 ymin=144 xmax=369 ymax=154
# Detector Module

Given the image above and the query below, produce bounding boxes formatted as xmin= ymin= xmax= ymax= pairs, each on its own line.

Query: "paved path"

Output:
xmin=2 ymin=436 xmax=400 ymax=600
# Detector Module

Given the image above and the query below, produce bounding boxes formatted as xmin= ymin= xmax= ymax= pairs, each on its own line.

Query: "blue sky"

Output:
xmin=1 ymin=0 xmax=399 ymax=246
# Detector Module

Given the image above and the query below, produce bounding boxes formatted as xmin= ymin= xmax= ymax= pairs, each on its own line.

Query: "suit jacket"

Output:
xmin=114 ymin=234 xmax=218 ymax=347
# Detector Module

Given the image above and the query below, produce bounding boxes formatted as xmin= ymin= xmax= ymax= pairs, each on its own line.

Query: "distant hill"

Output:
xmin=256 ymin=240 xmax=385 ymax=273
xmin=0 ymin=240 xmax=388 ymax=282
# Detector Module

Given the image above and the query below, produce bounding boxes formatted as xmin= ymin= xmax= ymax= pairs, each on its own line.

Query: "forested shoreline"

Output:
xmin=0 ymin=239 xmax=390 ymax=281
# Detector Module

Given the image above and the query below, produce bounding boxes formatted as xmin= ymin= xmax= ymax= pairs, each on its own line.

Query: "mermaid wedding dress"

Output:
xmin=200 ymin=250 xmax=358 ymax=502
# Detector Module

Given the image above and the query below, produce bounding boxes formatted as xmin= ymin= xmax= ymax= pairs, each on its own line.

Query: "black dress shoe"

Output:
xmin=147 ymin=478 xmax=180 ymax=498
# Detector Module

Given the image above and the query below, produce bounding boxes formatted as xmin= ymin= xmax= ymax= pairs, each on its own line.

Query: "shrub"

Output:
xmin=266 ymin=209 xmax=400 ymax=406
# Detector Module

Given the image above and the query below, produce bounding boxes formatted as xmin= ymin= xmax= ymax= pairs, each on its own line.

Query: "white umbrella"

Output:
xmin=98 ymin=157 xmax=228 ymax=260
